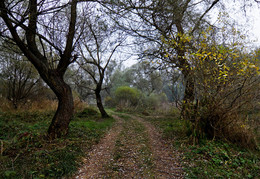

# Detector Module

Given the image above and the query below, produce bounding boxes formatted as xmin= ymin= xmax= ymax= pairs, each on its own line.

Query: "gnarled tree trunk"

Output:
xmin=0 ymin=0 xmax=78 ymax=139
xmin=46 ymin=71 xmax=74 ymax=139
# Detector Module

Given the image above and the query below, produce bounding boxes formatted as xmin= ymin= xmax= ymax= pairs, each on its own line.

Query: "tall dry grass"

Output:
xmin=0 ymin=97 xmax=88 ymax=113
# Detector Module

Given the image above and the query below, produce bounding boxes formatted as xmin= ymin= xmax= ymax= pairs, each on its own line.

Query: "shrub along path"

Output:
xmin=72 ymin=113 xmax=183 ymax=178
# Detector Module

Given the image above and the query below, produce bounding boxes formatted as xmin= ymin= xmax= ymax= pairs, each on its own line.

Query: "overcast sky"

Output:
xmin=248 ymin=5 xmax=260 ymax=47
xmin=226 ymin=1 xmax=260 ymax=47
xmin=211 ymin=1 xmax=260 ymax=47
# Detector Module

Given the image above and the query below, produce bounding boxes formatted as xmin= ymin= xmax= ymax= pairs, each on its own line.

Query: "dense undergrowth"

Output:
xmin=144 ymin=112 xmax=260 ymax=178
xmin=0 ymin=108 xmax=115 ymax=178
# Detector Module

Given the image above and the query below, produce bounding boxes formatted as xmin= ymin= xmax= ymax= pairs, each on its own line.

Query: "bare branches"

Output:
xmin=58 ymin=0 xmax=78 ymax=74
xmin=26 ymin=0 xmax=45 ymax=62
xmin=0 ymin=1 xmax=46 ymax=72
xmin=190 ymin=0 xmax=220 ymax=34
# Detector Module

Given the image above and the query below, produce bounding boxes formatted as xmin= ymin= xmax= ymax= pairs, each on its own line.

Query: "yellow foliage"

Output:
xmin=160 ymin=25 xmax=259 ymax=84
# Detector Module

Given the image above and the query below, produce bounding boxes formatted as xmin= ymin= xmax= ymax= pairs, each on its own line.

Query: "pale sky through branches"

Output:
xmin=122 ymin=1 xmax=260 ymax=67
xmin=224 ymin=1 xmax=260 ymax=47
xmin=250 ymin=6 xmax=260 ymax=46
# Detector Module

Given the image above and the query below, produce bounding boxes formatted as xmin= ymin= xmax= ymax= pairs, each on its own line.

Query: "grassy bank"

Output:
xmin=145 ymin=115 xmax=260 ymax=178
xmin=0 ymin=108 xmax=115 ymax=178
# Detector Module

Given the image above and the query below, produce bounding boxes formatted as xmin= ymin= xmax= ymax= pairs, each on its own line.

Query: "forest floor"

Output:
xmin=72 ymin=113 xmax=183 ymax=179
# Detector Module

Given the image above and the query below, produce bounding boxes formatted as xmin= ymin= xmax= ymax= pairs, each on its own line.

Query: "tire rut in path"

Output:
xmin=103 ymin=115 xmax=154 ymax=178
xmin=132 ymin=115 xmax=184 ymax=178
xmin=72 ymin=115 xmax=123 ymax=179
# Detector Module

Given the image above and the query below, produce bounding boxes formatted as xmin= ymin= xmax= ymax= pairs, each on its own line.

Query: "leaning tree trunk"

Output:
xmin=45 ymin=71 xmax=74 ymax=139
xmin=95 ymin=87 xmax=109 ymax=118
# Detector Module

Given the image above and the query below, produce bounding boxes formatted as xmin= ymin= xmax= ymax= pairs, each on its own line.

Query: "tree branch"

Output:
xmin=58 ymin=0 xmax=77 ymax=74
xmin=190 ymin=0 xmax=220 ymax=34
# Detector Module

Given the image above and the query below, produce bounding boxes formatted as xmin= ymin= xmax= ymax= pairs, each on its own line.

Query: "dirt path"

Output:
xmin=103 ymin=115 xmax=154 ymax=178
xmin=72 ymin=113 xmax=183 ymax=178
xmin=72 ymin=115 xmax=123 ymax=179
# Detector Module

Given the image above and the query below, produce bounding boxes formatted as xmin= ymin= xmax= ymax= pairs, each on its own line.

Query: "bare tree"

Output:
xmin=0 ymin=0 xmax=79 ymax=139
xmin=0 ymin=44 xmax=40 ymax=109
xmin=77 ymin=6 xmax=123 ymax=118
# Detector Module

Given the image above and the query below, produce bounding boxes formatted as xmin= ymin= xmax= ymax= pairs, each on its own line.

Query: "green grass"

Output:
xmin=184 ymin=141 xmax=259 ymax=178
xmin=0 ymin=109 xmax=115 ymax=178
xmin=145 ymin=115 xmax=260 ymax=179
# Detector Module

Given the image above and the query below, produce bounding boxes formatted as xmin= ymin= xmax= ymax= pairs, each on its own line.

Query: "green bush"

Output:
xmin=144 ymin=93 xmax=167 ymax=109
xmin=115 ymin=86 xmax=141 ymax=107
